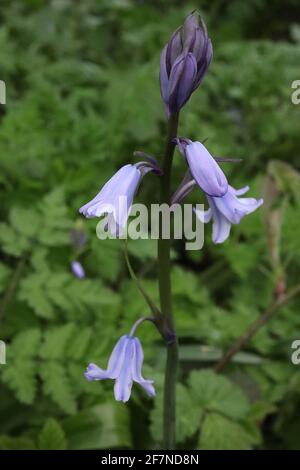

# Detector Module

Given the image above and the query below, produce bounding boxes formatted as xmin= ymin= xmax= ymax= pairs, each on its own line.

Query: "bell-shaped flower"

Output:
xmin=79 ymin=164 xmax=142 ymax=235
xmin=195 ymin=185 xmax=263 ymax=244
xmin=176 ymin=139 xmax=228 ymax=197
xmin=85 ymin=335 xmax=155 ymax=403
xmin=160 ymin=12 xmax=212 ymax=115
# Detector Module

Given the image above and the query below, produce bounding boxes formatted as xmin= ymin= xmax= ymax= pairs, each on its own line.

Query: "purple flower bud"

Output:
xmin=85 ymin=335 xmax=155 ymax=403
xmin=71 ymin=260 xmax=86 ymax=279
xmin=176 ymin=139 xmax=228 ymax=197
xmin=168 ymin=52 xmax=197 ymax=112
xmin=79 ymin=164 xmax=142 ymax=235
xmin=195 ymin=185 xmax=263 ymax=244
xmin=160 ymin=13 xmax=212 ymax=115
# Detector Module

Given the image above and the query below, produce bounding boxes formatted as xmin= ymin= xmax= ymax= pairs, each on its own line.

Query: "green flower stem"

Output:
xmin=129 ymin=316 xmax=155 ymax=336
xmin=123 ymin=241 xmax=162 ymax=319
xmin=158 ymin=112 xmax=179 ymax=449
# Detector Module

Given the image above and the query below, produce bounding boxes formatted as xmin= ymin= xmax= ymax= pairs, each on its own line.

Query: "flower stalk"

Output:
xmin=158 ymin=112 xmax=179 ymax=449
xmin=124 ymin=240 xmax=161 ymax=319
xmin=79 ymin=10 xmax=264 ymax=451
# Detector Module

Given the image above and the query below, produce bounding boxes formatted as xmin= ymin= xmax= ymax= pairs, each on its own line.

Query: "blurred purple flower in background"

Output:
xmin=195 ymin=185 xmax=264 ymax=244
xmin=175 ymin=139 xmax=228 ymax=197
xmin=71 ymin=260 xmax=86 ymax=279
xmin=85 ymin=335 xmax=155 ymax=403
xmin=160 ymin=12 xmax=212 ymax=115
xmin=70 ymin=226 xmax=87 ymax=249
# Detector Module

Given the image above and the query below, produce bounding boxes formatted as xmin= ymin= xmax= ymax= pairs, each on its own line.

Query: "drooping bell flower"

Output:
xmin=175 ymin=139 xmax=228 ymax=197
xmin=195 ymin=185 xmax=263 ymax=244
xmin=79 ymin=164 xmax=144 ymax=236
xmin=85 ymin=335 xmax=155 ymax=403
xmin=70 ymin=260 xmax=86 ymax=279
xmin=160 ymin=12 xmax=212 ymax=115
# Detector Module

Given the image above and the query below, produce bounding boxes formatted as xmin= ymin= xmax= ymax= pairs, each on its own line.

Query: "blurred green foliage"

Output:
xmin=0 ymin=0 xmax=300 ymax=450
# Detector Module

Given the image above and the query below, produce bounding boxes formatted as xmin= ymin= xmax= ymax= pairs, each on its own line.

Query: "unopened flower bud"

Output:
xmin=160 ymin=12 xmax=212 ymax=115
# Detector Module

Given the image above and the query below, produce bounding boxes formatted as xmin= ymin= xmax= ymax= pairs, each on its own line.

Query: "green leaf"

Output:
xmin=172 ymin=267 xmax=210 ymax=305
xmin=0 ymin=223 xmax=30 ymax=256
xmin=222 ymin=242 xmax=261 ymax=279
xmin=18 ymin=271 xmax=55 ymax=319
xmin=127 ymin=239 xmax=157 ymax=261
xmin=150 ymin=382 xmax=201 ymax=444
xmin=66 ymin=327 xmax=92 ymax=360
xmin=38 ymin=418 xmax=67 ymax=450
xmin=249 ymin=401 xmax=277 ymax=421
xmin=63 ymin=404 xmax=132 ymax=450
xmin=40 ymin=324 xmax=75 ymax=360
xmin=37 ymin=188 xmax=72 ymax=247
xmin=88 ymin=238 xmax=122 ymax=282
xmin=1 ymin=359 xmax=37 ymax=404
xmin=199 ymin=413 xmax=256 ymax=450
xmin=188 ymin=370 xmax=250 ymax=420
xmin=9 ymin=328 xmax=42 ymax=358
xmin=9 ymin=206 xmax=40 ymax=239
xmin=0 ymin=435 xmax=36 ymax=450
xmin=40 ymin=361 xmax=77 ymax=414
xmin=179 ymin=345 xmax=263 ymax=365
xmin=19 ymin=265 xmax=119 ymax=320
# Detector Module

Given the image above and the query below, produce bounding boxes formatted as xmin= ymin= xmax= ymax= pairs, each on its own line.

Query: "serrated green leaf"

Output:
xmin=88 ymin=238 xmax=122 ymax=282
xmin=10 ymin=328 xmax=41 ymax=358
xmin=38 ymin=418 xmax=67 ymax=450
xmin=40 ymin=324 xmax=75 ymax=360
xmin=66 ymin=327 xmax=92 ymax=360
xmin=19 ymin=272 xmax=55 ymax=319
xmin=37 ymin=189 xmax=72 ymax=247
xmin=188 ymin=370 xmax=250 ymax=420
xmin=127 ymin=239 xmax=157 ymax=261
xmin=19 ymin=266 xmax=119 ymax=320
xmin=40 ymin=361 xmax=77 ymax=414
xmin=1 ymin=359 xmax=37 ymax=404
xmin=9 ymin=207 xmax=40 ymax=239
xmin=0 ymin=223 xmax=30 ymax=256
xmin=199 ymin=413 xmax=256 ymax=450
xmin=150 ymin=382 xmax=201 ymax=444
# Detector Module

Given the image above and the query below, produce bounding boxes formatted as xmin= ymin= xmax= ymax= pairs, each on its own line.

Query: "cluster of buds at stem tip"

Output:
xmin=160 ymin=11 xmax=212 ymax=116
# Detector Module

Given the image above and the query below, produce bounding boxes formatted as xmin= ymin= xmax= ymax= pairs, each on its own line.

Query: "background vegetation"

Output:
xmin=0 ymin=0 xmax=300 ymax=450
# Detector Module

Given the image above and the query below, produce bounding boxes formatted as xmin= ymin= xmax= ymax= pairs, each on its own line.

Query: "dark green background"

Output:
xmin=0 ymin=0 xmax=300 ymax=450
